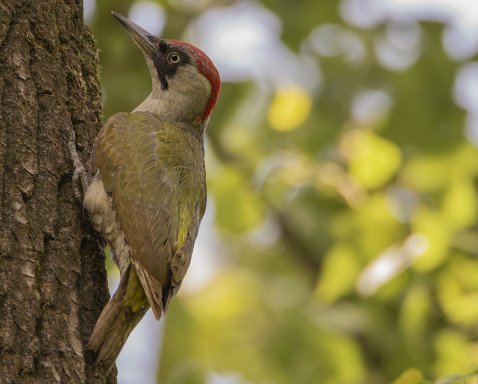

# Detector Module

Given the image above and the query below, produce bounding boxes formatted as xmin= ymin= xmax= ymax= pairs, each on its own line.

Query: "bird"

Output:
xmin=68 ymin=11 xmax=220 ymax=371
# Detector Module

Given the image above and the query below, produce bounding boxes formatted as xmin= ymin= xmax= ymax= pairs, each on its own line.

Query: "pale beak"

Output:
xmin=111 ymin=12 xmax=157 ymax=56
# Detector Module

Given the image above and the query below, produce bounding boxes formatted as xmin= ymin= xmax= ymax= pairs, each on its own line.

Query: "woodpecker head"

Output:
xmin=112 ymin=12 xmax=220 ymax=128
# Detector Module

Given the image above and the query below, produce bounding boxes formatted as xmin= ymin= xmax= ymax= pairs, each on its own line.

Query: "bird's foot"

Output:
xmin=68 ymin=131 xmax=91 ymax=203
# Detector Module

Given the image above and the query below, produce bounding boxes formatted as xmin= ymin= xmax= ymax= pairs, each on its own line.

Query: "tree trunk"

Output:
xmin=0 ymin=1 xmax=114 ymax=383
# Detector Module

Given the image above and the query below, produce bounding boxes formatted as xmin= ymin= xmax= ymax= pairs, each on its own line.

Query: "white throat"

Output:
xmin=134 ymin=57 xmax=211 ymax=124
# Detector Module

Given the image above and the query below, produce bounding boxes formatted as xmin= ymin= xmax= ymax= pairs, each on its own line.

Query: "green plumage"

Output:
xmin=88 ymin=111 xmax=206 ymax=369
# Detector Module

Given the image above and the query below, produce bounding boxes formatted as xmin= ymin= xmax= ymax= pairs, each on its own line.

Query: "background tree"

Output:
xmin=0 ymin=1 xmax=113 ymax=382
xmin=88 ymin=1 xmax=478 ymax=383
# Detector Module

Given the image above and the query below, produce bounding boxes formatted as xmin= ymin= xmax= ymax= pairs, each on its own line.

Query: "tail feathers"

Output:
xmin=88 ymin=266 xmax=149 ymax=372
xmin=132 ymin=259 xmax=164 ymax=320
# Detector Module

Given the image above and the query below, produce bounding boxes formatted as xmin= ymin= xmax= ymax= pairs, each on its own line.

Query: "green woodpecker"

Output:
xmin=69 ymin=12 xmax=220 ymax=371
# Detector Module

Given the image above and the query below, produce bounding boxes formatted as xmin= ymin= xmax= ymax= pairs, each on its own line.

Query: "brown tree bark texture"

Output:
xmin=0 ymin=1 xmax=114 ymax=383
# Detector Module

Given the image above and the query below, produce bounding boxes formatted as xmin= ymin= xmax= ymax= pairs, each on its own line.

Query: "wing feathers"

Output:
xmin=94 ymin=112 xmax=206 ymax=318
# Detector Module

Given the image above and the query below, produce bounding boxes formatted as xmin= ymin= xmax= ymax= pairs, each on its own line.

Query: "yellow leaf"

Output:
xmin=268 ymin=85 xmax=312 ymax=131
xmin=392 ymin=368 xmax=424 ymax=384
xmin=438 ymin=256 xmax=478 ymax=326
xmin=344 ymin=130 xmax=402 ymax=189
xmin=434 ymin=330 xmax=474 ymax=377
xmin=316 ymin=244 xmax=360 ymax=303
xmin=400 ymin=285 xmax=431 ymax=337
xmin=402 ymin=144 xmax=478 ymax=192
xmin=411 ymin=208 xmax=450 ymax=272
xmin=442 ymin=180 xmax=477 ymax=229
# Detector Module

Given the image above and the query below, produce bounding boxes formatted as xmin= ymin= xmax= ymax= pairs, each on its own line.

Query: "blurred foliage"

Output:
xmin=88 ymin=0 xmax=478 ymax=383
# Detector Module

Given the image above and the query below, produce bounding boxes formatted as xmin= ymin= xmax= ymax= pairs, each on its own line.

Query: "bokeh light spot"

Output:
xmin=267 ymin=86 xmax=312 ymax=131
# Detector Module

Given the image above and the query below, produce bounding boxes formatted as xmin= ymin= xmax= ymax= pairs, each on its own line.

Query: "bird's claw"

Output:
xmin=68 ymin=130 xmax=90 ymax=203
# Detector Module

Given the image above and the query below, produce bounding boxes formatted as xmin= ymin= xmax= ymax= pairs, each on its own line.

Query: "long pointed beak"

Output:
xmin=111 ymin=12 xmax=157 ymax=56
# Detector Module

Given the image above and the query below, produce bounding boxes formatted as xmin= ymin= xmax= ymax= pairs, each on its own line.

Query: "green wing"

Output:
xmin=93 ymin=111 xmax=206 ymax=318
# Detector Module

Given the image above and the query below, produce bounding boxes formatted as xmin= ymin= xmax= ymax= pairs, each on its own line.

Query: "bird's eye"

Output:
xmin=167 ymin=52 xmax=181 ymax=64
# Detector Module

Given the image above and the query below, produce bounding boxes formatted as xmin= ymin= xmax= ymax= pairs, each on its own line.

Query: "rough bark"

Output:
xmin=0 ymin=1 xmax=114 ymax=383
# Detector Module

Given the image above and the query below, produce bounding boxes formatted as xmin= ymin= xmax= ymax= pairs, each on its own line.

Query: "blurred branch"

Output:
xmin=273 ymin=210 xmax=322 ymax=276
